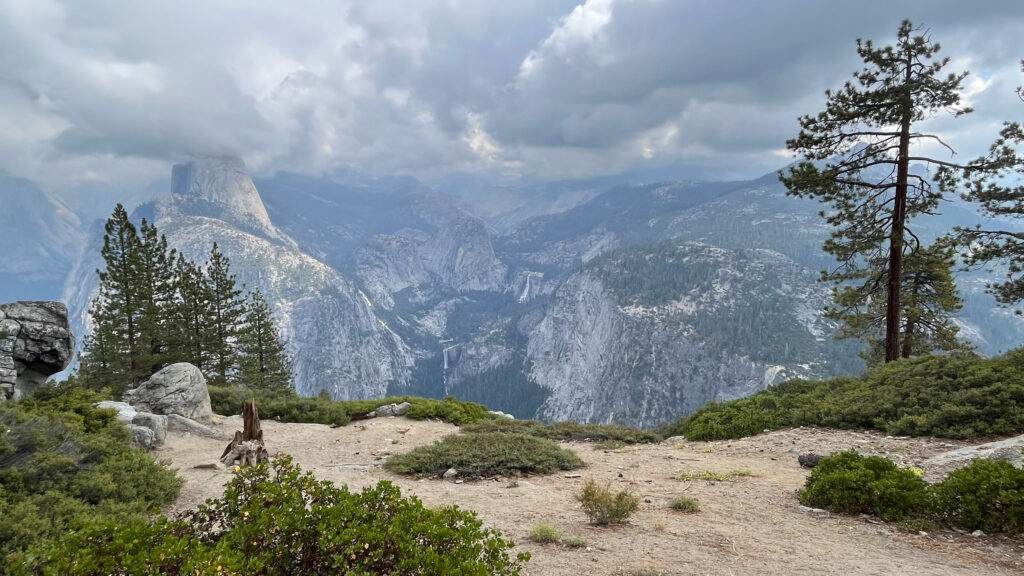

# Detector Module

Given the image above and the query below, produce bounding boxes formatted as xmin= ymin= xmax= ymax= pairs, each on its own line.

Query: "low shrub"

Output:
xmin=576 ymin=479 xmax=639 ymax=525
xmin=673 ymin=469 xmax=754 ymax=482
xmin=18 ymin=455 xmax=529 ymax=576
xmin=0 ymin=386 xmax=182 ymax=570
xmin=668 ymin=496 xmax=700 ymax=512
xmin=384 ymin=432 xmax=583 ymax=479
xmin=662 ymin=349 xmax=1024 ymax=441
xmin=209 ymin=386 xmax=491 ymax=427
xmin=529 ymin=524 xmax=560 ymax=543
xmin=798 ymin=451 xmax=929 ymax=522
xmin=931 ymin=459 xmax=1024 ymax=533
xmin=565 ymin=537 xmax=588 ymax=548
xmin=462 ymin=419 xmax=661 ymax=444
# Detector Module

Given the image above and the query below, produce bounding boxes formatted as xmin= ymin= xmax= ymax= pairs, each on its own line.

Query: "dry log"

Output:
xmin=220 ymin=401 xmax=270 ymax=467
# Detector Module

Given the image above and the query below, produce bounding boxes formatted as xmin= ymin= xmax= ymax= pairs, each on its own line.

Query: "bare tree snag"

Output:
xmin=220 ymin=401 xmax=269 ymax=466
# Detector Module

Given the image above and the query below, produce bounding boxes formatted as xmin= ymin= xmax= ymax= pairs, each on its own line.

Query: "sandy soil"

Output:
xmin=156 ymin=416 xmax=1024 ymax=576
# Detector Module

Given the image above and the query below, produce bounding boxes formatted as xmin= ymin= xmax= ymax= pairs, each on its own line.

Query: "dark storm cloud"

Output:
xmin=0 ymin=0 xmax=1022 ymax=192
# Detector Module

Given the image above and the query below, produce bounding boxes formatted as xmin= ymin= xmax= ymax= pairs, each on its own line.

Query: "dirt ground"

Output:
xmin=156 ymin=416 xmax=1024 ymax=576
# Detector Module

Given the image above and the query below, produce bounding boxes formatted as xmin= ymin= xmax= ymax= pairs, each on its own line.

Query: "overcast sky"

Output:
xmin=2 ymin=0 xmax=1024 ymax=205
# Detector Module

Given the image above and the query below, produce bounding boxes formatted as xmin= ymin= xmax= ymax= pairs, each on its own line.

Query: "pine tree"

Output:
xmin=78 ymin=204 xmax=144 ymax=395
xmin=136 ymin=219 xmax=178 ymax=374
xmin=781 ymin=20 xmax=986 ymax=362
xmin=830 ymin=240 xmax=969 ymax=364
xmin=954 ymin=61 xmax=1024 ymax=307
xmin=205 ymin=243 xmax=246 ymax=385
xmin=170 ymin=252 xmax=214 ymax=372
xmin=238 ymin=287 xmax=294 ymax=390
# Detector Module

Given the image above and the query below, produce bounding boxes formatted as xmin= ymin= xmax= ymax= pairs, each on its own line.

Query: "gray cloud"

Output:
xmin=0 ymin=0 xmax=1022 ymax=196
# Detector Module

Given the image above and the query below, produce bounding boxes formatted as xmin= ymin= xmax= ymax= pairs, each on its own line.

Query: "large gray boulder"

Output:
xmin=0 ymin=301 xmax=75 ymax=402
xmin=123 ymin=362 xmax=214 ymax=425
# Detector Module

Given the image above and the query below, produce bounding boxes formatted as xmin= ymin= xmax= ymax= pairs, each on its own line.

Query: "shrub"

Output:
xmin=798 ymin=451 xmax=929 ymax=522
xmin=576 ymin=479 xmax=639 ymax=525
xmin=565 ymin=537 xmax=587 ymax=548
xmin=462 ymin=419 xmax=661 ymax=444
xmin=529 ymin=524 xmax=560 ymax=543
xmin=669 ymin=496 xmax=700 ymax=512
xmin=384 ymin=433 xmax=583 ymax=479
xmin=209 ymin=386 xmax=491 ymax=427
xmin=0 ymin=386 xmax=182 ymax=569
xmin=18 ymin=455 xmax=529 ymax=576
xmin=673 ymin=469 xmax=754 ymax=482
xmin=932 ymin=459 xmax=1024 ymax=533
xmin=662 ymin=349 xmax=1024 ymax=441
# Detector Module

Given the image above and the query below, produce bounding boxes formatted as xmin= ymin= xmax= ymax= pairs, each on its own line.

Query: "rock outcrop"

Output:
xmin=123 ymin=362 xmax=214 ymax=425
xmin=0 ymin=301 xmax=75 ymax=402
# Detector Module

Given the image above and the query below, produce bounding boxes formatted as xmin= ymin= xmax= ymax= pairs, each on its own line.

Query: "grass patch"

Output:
xmin=384 ymin=433 xmax=584 ymax=479
xmin=209 ymin=386 xmax=491 ymax=427
xmin=462 ymin=419 xmax=661 ymax=444
xmin=576 ymin=479 xmax=639 ymax=525
xmin=565 ymin=537 xmax=587 ymax=548
xmin=529 ymin=524 xmax=560 ymax=543
xmin=674 ymin=469 xmax=754 ymax=482
xmin=660 ymin=349 xmax=1024 ymax=441
xmin=668 ymin=496 xmax=700 ymax=512
xmin=594 ymin=439 xmax=627 ymax=450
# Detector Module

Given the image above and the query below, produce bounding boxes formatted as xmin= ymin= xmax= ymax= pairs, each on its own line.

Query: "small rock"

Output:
xmin=454 ymin=480 xmax=464 ymax=484
xmin=564 ymin=473 xmax=582 ymax=478
xmin=798 ymin=452 xmax=825 ymax=468
xmin=972 ymin=529 xmax=985 ymax=537
xmin=798 ymin=505 xmax=829 ymax=515
xmin=442 ymin=467 xmax=458 ymax=480
xmin=644 ymin=498 xmax=652 ymax=503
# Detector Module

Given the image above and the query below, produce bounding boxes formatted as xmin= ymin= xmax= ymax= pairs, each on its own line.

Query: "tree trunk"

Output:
xmin=885 ymin=57 xmax=915 ymax=363
xmin=220 ymin=400 xmax=269 ymax=466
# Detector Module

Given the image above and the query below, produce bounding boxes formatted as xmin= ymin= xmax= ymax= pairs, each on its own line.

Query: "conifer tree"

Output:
xmin=830 ymin=240 xmax=969 ymax=364
xmin=238 ymin=287 xmax=293 ymax=390
xmin=205 ymin=243 xmax=246 ymax=385
xmin=136 ymin=219 xmax=178 ymax=374
xmin=170 ymin=253 xmax=214 ymax=372
xmin=781 ymin=20 xmax=991 ymax=362
xmin=78 ymin=204 xmax=143 ymax=395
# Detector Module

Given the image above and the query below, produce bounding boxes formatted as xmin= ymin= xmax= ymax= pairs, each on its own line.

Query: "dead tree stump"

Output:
xmin=220 ymin=401 xmax=270 ymax=467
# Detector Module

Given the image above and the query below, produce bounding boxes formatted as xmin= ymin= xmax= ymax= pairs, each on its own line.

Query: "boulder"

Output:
xmin=95 ymin=400 xmax=138 ymax=423
xmin=924 ymin=434 xmax=1024 ymax=472
xmin=132 ymin=412 xmax=168 ymax=445
xmin=123 ymin=363 xmax=213 ymax=425
xmin=127 ymin=424 xmax=158 ymax=449
xmin=0 ymin=301 xmax=75 ymax=402
xmin=166 ymin=413 xmax=225 ymax=439
xmin=371 ymin=402 xmax=413 ymax=418
xmin=798 ymin=452 xmax=825 ymax=469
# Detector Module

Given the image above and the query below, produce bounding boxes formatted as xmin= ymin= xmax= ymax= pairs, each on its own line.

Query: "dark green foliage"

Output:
xmin=669 ymin=496 xmax=700 ymax=513
xmin=18 ymin=455 xmax=528 ymax=576
xmin=665 ymin=349 xmax=1024 ymax=440
xmin=799 ymin=451 xmax=929 ymax=521
xmin=204 ymin=243 xmax=247 ymax=385
xmin=932 ymin=459 xmax=1024 ymax=533
xmin=781 ymin=20 xmax=977 ymax=363
xmin=208 ymin=386 xmax=491 ymax=427
xmin=384 ymin=433 xmax=584 ymax=479
xmin=462 ymin=418 xmax=661 ymax=444
xmin=238 ymin=288 xmax=293 ymax=390
xmin=575 ymin=479 xmax=639 ymax=525
xmin=0 ymin=386 xmax=182 ymax=570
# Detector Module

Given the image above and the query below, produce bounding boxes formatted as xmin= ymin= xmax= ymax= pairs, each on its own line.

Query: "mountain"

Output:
xmin=0 ymin=175 xmax=84 ymax=302
xmin=57 ymin=159 xmax=1024 ymax=428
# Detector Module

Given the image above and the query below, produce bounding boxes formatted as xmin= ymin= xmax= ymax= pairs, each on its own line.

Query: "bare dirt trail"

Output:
xmin=157 ymin=417 xmax=1024 ymax=576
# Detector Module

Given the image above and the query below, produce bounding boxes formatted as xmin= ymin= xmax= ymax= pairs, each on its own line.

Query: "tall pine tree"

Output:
xmin=238 ymin=287 xmax=294 ymax=390
xmin=781 ymin=20 xmax=992 ymax=362
xmin=171 ymin=252 xmax=214 ymax=372
xmin=136 ymin=219 xmax=178 ymax=374
xmin=205 ymin=243 xmax=247 ymax=385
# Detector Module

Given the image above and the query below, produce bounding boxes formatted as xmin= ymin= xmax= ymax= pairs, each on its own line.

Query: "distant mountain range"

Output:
xmin=6 ymin=158 xmax=1023 ymax=427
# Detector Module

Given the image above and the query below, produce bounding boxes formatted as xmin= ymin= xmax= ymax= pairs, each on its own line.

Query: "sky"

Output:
xmin=2 ymin=0 xmax=1024 ymax=208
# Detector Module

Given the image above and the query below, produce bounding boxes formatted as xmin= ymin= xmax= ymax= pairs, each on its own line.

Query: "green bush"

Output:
xmin=663 ymin=350 xmax=1024 ymax=440
xmin=384 ymin=433 xmax=583 ymax=479
xmin=668 ymin=495 xmax=700 ymax=512
xmin=529 ymin=524 xmax=560 ymax=543
xmin=932 ymin=459 xmax=1024 ymax=533
xmin=575 ymin=479 xmax=639 ymax=525
xmin=462 ymin=419 xmax=661 ymax=444
xmin=798 ymin=452 xmax=929 ymax=522
xmin=209 ymin=386 xmax=491 ymax=427
xmin=18 ymin=455 xmax=528 ymax=576
xmin=0 ymin=386 xmax=182 ymax=570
